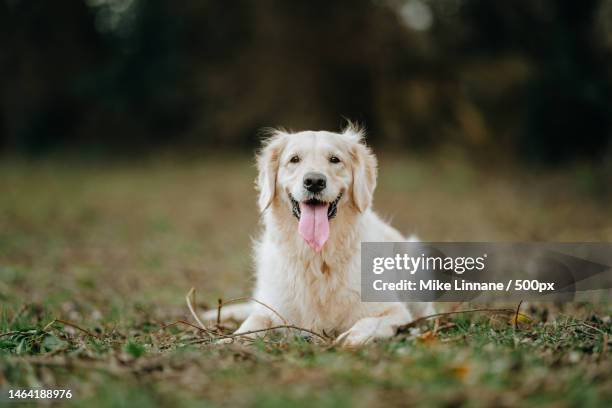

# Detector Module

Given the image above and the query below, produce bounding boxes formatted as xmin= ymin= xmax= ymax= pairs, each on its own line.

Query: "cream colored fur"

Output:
xmin=203 ymin=125 xmax=434 ymax=346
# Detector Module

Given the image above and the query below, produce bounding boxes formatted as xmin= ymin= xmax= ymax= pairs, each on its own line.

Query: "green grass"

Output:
xmin=0 ymin=154 xmax=611 ymax=407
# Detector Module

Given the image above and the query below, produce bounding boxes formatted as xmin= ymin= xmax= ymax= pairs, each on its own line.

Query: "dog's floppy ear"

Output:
xmin=256 ymin=129 xmax=288 ymax=212
xmin=344 ymin=124 xmax=377 ymax=212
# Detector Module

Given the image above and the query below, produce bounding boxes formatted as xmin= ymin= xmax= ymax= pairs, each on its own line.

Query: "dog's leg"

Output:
xmin=221 ymin=310 xmax=284 ymax=342
xmin=201 ymin=302 xmax=253 ymax=323
xmin=235 ymin=313 xmax=273 ymax=335
xmin=335 ymin=305 xmax=412 ymax=347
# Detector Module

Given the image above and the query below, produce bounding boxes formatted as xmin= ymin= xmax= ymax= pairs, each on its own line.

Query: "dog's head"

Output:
xmin=256 ymin=124 xmax=377 ymax=251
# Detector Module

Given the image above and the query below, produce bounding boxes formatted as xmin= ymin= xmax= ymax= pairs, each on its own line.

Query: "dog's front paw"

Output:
xmin=214 ymin=337 xmax=236 ymax=345
xmin=334 ymin=328 xmax=373 ymax=348
xmin=215 ymin=333 xmax=256 ymax=345
xmin=334 ymin=316 xmax=400 ymax=348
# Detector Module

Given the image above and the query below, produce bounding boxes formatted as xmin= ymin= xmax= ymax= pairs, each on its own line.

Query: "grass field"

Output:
xmin=0 ymin=153 xmax=611 ymax=407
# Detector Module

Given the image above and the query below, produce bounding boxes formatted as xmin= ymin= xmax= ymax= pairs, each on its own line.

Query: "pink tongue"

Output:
xmin=298 ymin=203 xmax=330 ymax=252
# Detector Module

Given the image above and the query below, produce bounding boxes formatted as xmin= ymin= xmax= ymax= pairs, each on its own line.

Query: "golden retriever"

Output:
xmin=204 ymin=124 xmax=434 ymax=346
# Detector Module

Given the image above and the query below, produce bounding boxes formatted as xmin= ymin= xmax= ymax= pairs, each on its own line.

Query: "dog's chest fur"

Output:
xmin=285 ymin=251 xmax=361 ymax=334
xmin=253 ymin=209 xmax=365 ymax=334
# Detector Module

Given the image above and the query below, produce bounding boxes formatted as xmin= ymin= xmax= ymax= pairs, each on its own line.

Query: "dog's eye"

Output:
xmin=329 ymin=156 xmax=341 ymax=164
xmin=289 ymin=155 xmax=300 ymax=164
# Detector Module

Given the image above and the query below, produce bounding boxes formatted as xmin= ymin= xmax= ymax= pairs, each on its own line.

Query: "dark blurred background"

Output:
xmin=1 ymin=0 xmax=612 ymax=164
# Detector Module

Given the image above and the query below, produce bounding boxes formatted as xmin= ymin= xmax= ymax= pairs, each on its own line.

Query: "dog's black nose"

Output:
xmin=303 ymin=172 xmax=327 ymax=193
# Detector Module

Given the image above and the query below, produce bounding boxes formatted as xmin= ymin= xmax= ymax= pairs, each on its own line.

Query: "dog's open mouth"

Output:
xmin=289 ymin=192 xmax=342 ymax=252
xmin=290 ymin=193 xmax=342 ymax=220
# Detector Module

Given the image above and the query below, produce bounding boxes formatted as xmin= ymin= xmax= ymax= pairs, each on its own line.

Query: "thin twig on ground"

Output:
xmin=580 ymin=321 xmax=605 ymax=335
xmin=161 ymin=319 xmax=211 ymax=334
xmin=433 ymin=318 xmax=440 ymax=335
xmin=185 ymin=287 xmax=207 ymax=330
xmin=191 ymin=324 xmax=329 ymax=343
xmin=44 ymin=319 xmax=99 ymax=339
xmin=397 ymin=308 xmax=530 ymax=333
xmin=514 ymin=300 xmax=524 ymax=330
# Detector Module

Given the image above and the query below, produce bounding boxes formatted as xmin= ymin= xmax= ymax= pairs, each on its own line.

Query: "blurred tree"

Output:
xmin=1 ymin=0 xmax=104 ymax=153
xmin=523 ymin=0 xmax=612 ymax=163
xmin=0 ymin=0 xmax=610 ymax=164
xmin=459 ymin=0 xmax=612 ymax=163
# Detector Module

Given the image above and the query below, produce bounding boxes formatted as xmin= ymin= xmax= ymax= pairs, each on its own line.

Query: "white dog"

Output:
xmin=204 ymin=124 xmax=434 ymax=346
